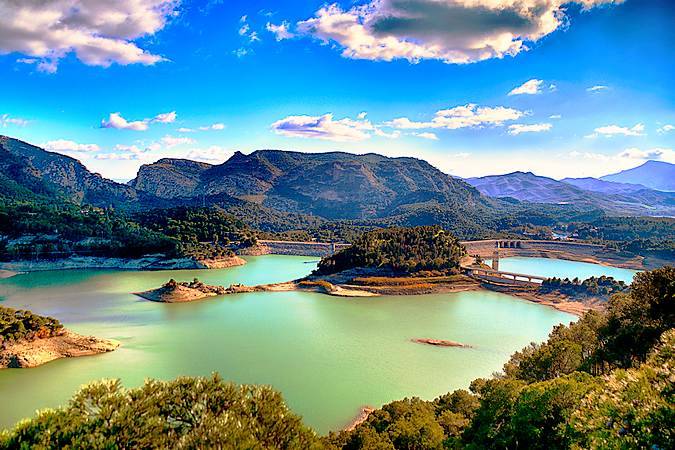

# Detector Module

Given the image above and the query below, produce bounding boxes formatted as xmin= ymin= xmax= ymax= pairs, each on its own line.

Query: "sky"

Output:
xmin=1 ymin=0 xmax=674 ymax=181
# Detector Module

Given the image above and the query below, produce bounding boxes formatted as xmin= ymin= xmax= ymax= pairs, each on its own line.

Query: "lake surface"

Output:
xmin=493 ymin=257 xmax=639 ymax=283
xmin=0 ymin=255 xmax=588 ymax=433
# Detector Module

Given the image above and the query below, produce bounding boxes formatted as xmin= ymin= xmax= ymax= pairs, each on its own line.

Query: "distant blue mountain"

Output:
xmin=601 ymin=161 xmax=675 ymax=192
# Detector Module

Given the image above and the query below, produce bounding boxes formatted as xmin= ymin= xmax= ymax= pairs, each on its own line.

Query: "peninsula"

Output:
xmin=0 ymin=306 xmax=119 ymax=369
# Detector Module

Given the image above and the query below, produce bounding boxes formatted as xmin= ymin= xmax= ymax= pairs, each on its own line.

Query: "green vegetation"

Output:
xmin=1 ymin=267 xmax=673 ymax=449
xmin=0 ymin=306 xmax=63 ymax=345
xmin=316 ymin=226 xmax=466 ymax=275
xmin=0 ymin=375 xmax=320 ymax=449
xmin=540 ymin=275 xmax=627 ymax=298
xmin=0 ymin=200 xmax=177 ymax=260
xmin=0 ymin=201 xmax=254 ymax=261
xmin=133 ymin=206 xmax=256 ymax=259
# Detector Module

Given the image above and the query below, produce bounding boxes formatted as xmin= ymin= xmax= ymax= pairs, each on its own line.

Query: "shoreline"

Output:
xmin=0 ymin=330 xmax=120 ymax=369
xmin=0 ymin=270 xmax=18 ymax=279
xmin=0 ymin=255 xmax=246 ymax=274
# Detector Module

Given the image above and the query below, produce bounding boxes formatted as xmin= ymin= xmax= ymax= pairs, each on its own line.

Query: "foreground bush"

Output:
xmin=0 ymin=375 xmax=320 ymax=449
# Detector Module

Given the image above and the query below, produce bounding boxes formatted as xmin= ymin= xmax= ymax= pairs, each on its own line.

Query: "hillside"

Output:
xmin=0 ymin=136 xmax=151 ymax=208
xmin=130 ymin=150 xmax=496 ymax=221
xmin=601 ymin=160 xmax=675 ymax=191
xmin=560 ymin=177 xmax=647 ymax=194
xmin=467 ymin=171 xmax=675 ymax=217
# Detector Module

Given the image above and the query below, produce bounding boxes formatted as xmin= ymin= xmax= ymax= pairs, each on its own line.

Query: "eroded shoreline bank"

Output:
xmin=1 ymin=330 xmax=120 ymax=369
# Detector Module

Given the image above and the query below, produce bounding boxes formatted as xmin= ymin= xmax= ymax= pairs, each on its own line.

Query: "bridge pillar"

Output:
xmin=491 ymin=250 xmax=499 ymax=271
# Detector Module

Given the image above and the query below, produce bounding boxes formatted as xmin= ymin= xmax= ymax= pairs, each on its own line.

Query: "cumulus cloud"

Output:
xmin=657 ymin=124 xmax=674 ymax=134
xmin=619 ymin=147 xmax=675 ymax=162
xmin=186 ymin=146 xmax=232 ymax=163
xmin=160 ymin=135 xmax=194 ymax=147
xmin=386 ymin=104 xmax=524 ymax=130
xmin=508 ymin=123 xmax=552 ymax=135
xmin=1 ymin=0 xmax=178 ymax=73
xmin=0 ymin=114 xmax=29 ymax=127
xmin=43 ymin=139 xmax=100 ymax=153
xmin=100 ymin=111 xmax=176 ymax=131
xmin=296 ymin=1 xmax=622 ymax=64
xmin=271 ymin=113 xmax=375 ymax=142
xmin=374 ymin=128 xmax=401 ymax=139
xmin=508 ymin=79 xmax=543 ymax=96
xmin=413 ymin=132 xmax=439 ymax=140
xmin=587 ymin=123 xmax=645 ymax=138
xmin=266 ymin=21 xmax=294 ymax=41
xmin=587 ymin=85 xmax=609 ymax=92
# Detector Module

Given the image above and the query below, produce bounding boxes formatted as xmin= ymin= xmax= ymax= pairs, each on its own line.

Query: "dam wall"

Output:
xmin=461 ymin=239 xmax=644 ymax=270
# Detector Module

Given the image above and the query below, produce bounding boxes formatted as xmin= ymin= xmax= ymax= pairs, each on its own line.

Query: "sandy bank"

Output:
xmin=411 ymin=338 xmax=472 ymax=348
xmin=0 ymin=255 xmax=246 ymax=273
xmin=1 ymin=330 xmax=120 ymax=369
xmin=343 ymin=406 xmax=376 ymax=432
xmin=0 ymin=270 xmax=18 ymax=279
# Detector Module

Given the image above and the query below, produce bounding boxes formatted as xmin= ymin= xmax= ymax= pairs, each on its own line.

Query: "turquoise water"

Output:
xmin=492 ymin=257 xmax=639 ymax=283
xmin=0 ymin=256 xmax=579 ymax=433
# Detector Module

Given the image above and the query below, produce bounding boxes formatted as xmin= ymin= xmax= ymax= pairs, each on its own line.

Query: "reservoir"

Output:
xmin=0 ymin=255 xmax=632 ymax=433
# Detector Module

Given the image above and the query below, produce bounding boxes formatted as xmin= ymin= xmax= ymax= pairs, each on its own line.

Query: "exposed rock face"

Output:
xmin=129 ymin=158 xmax=213 ymax=199
xmin=1 ymin=330 xmax=119 ymax=369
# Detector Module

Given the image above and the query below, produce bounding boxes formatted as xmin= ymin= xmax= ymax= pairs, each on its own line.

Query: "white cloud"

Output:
xmin=386 ymin=104 xmax=524 ymax=130
xmin=374 ymin=128 xmax=401 ymax=139
xmin=549 ymin=114 xmax=562 ymax=119
xmin=233 ymin=48 xmax=250 ymax=58
xmin=357 ymin=112 xmax=368 ymax=120
xmin=271 ymin=113 xmax=375 ymax=142
xmin=43 ymin=139 xmax=100 ymax=153
xmin=618 ymin=147 xmax=675 ymax=162
xmin=152 ymin=111 xmax=177 ymax=124
xmin=657 ymin=124 xmax=674 ymax=134
xmin=100 ymin=111 xmax=176 ymax=131
xmin=0 ymin=114 xmax=29 ymax=127
xmin=296 ymin=1 xmax=622 ymax=64
xmin=198 ymin=123 xmax=226 ymax=131
xmin=1 ymin=0 xmax=177 ymax=73
xmin=160 ymin=135 xmax=195 ymax=148
xmin=186 ymin=146 xmax=232 ymax=163
xmin=508 ymin=123 xmax=552 ymax=135
xmin=587 ymin=85 xmax=609 ymax=92
xmin=178 ymin=127 xmax=195 ymax=133
xmin=239 ymin=23 xmax=250 ymax=36
xmin=266 ymin=21 xmax=294 ymax=41
xmin=508 ymin=79 xmax=543 ymax=96
xmin=587 ymin=123 xmax=645 ymax=138
xmin=413 ymin=132 xmax=439 ymax=140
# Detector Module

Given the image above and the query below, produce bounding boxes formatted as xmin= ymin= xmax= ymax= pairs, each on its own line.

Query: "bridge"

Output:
xmin=463 ymin=266 xmax=547 ymax=287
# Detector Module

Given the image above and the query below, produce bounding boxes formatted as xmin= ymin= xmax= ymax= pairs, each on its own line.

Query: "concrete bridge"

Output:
xmin=463 ymin=266 xmax=547 ymax=287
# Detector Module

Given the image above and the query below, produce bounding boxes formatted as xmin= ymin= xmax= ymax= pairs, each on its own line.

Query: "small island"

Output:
xmin=1 ymin=306 xmax=119 ymax=369
xmin=411 ymin=338 xmax=472 ymax=348
xmin=135 ymin=278 xmax=265 ymax=303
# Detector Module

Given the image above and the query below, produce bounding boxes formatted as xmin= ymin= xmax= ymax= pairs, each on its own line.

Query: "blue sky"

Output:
xmin=1 ymin=0 xmax=673 ymax=181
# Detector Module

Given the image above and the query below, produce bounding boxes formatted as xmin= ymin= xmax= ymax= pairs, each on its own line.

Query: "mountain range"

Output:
xmin=466 ymin=170 xmax=675 ymax=217
xmin=1 ymin=135 xmax=673 ymax=237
